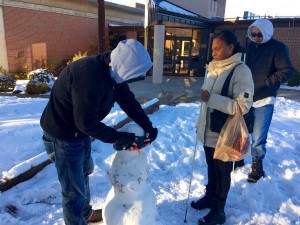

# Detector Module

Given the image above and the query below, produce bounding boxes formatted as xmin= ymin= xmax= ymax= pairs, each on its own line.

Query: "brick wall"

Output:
xmin=274 ymin=26 xmax=300 ymax=71
xmin=4 ymin=6 xmax=98 ymax=73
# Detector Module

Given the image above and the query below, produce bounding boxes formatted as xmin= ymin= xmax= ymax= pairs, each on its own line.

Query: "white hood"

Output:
xmin=109 ymin=39 xmax=153 ymax=83
xmin=247 ymin=18 xmax=274 ymax=44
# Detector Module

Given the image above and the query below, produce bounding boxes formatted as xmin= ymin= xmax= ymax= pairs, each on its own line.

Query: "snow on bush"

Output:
xmin=25 ymin=69 xmax=55 ymax=94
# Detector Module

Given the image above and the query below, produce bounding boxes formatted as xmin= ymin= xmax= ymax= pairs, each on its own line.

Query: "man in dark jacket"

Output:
xmin=40 ymin=39 xmax=158 ymax=225
xmin=245 ymin=18 xmax=294 ymax=182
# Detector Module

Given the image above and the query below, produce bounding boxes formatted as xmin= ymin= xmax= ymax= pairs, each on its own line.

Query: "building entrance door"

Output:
xmin=164 ymin=36 xmax=192 ymax=76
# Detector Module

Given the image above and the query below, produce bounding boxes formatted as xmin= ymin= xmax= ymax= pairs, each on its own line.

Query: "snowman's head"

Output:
xmin=118 ymin=123 xmax=145 ymax=137
xmin=119 ymin=123 xmax=145 ymax=149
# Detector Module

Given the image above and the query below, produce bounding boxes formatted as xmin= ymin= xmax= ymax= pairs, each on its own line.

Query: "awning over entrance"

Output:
xmin=149 ymin=0 xmax=211 ymax=28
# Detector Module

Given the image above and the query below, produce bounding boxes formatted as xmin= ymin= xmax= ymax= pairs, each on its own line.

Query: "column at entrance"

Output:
xmin=152 ymin=23 xmax=165 ymax=84
xmin=0 ymin=5 xmax=9 ymax=71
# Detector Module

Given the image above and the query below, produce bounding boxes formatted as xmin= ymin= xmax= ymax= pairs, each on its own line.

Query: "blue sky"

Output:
xmin=225 ymin=0 xmax=300 ymax=18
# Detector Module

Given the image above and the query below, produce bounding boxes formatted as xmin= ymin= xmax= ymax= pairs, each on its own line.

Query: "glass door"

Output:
xmin=174 ymin=37 xmax=192 ymax=75
xmin=164 ymin=37 xmax=192 ymax=76
xmin=163 ymin=37 xmax=175 ymax=76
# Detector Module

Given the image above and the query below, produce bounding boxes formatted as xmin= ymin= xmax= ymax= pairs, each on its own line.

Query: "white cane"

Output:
xmin=183 ymin=137 xmax=198 ymax=223
xmin=184 ymin=67 xmax=208 ymax=222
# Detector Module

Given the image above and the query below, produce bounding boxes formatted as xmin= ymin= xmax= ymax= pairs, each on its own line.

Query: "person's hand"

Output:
xmin=200 ymin=89 xmax=210 ymax=102
xmin=133 ymin=136 xmax=146 ymax=149
xmin=146 ymin=128 xmax=158 ymax=143
xmin=113 ymin=132 xmax=135 ymax=151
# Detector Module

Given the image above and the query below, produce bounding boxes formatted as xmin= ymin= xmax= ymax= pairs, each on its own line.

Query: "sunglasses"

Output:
xmin=250 ymin=32 xmax=263 ymax=38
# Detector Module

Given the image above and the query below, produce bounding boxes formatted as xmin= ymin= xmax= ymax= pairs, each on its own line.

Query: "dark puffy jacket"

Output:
xmin=40 ymin=52 xmax=153 ymax=142
xmin=246 ymin=38 xmax=294 ymax=102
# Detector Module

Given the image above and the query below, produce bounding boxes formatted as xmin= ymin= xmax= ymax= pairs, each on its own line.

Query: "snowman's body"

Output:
xmin=103 ymin=124 xmax=161 ymax=225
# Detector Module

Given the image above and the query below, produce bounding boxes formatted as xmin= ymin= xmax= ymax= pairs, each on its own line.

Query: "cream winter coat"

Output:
xmin=195 ymin=53 xmax=254 ymax=148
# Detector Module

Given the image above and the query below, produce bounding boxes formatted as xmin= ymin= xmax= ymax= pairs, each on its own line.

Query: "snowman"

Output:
xmin=103 ymin=123 xmax=162 ymax=225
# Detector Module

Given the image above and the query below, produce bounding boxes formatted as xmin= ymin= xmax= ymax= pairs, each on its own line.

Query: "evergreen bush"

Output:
xmin=0 ymin=66 xmax=7 ymax=75
xmin=0 ymin=75 xmax=16 ymax=92
xmin=25 ymin=82 xmax=50 ymax=94
xmin=11 ymin=73 xmax=28 ymax=80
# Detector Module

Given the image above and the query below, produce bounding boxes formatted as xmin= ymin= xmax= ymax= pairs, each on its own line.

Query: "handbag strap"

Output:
xmin=220 ymin=63 xmax=243 ymax=97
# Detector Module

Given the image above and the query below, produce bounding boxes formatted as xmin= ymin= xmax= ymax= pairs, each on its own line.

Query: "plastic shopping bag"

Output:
xmin=213 ymin=106 xmax=250 ymax=162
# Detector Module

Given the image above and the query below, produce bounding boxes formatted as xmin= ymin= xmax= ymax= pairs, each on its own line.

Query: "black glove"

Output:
xmin=146 ymin=127 xmax=158 ymax=143
xmin=134 ymin=136 xmax=146 ymax=149
xmin=113 ymin=132 xmax=135 ymax=151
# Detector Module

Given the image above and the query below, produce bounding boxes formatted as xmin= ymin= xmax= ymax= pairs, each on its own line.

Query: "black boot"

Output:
xmin=191 ymin=190 xmax=215 ymax=210
xmin=234 ymin=159 xmax=245 ymax=170
xmin=198 ymin=200 xmax=226 ymax=225
xmin=247 ymin=159 xmax=265 ymax=183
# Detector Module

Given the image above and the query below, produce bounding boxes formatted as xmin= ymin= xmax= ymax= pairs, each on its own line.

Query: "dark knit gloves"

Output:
xmin=113 ymin=132 xmax=135 ymax=151
xmin=113 ymin=128 xmax=158 ymax=151
xmin=146 ymin=127 xmax=158 ymax=144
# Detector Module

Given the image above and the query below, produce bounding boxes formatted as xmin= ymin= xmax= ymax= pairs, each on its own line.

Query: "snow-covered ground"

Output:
xmin=0 ymin=94 xmax=300 ymax=225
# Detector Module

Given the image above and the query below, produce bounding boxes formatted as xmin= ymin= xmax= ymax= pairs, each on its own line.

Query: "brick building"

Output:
xmin=0 ymin=0 xmax=299 ymax=76
xmin=0 ymin=0 xmax=144 ymax=74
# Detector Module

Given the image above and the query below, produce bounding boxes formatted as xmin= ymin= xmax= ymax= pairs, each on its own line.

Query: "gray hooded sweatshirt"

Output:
xmin=110 ymin=39 xmax=153 ymax=83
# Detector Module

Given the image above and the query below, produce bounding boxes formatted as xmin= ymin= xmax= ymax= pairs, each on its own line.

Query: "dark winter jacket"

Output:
xmin=246 ymin=39 xmax=294 ymax=102
xmin=40 ymin=52 xmax=153 ymax=143
xmin=246 ymin=18 xmax=294 ymax=102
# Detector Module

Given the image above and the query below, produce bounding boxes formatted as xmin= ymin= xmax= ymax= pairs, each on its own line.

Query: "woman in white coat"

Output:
xmin=192 ymin=30 xmax=254 ymax=225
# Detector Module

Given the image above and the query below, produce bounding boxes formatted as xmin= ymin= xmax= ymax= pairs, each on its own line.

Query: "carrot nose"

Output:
xmin=133 ymin=145 xmax=141 ymax=154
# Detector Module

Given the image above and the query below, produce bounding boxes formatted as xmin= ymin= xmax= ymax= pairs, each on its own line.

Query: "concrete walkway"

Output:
xmin=1 ymin=76 xmax=299 ymax=104
xmin=129 ymin=76 xmax=204 ymax=105
xmin=129 ymin=76 xmax=300 ymax=104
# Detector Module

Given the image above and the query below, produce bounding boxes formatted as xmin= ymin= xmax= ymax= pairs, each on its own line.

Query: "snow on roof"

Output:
xmin=157 ymin=0 xmax=199 ymax=18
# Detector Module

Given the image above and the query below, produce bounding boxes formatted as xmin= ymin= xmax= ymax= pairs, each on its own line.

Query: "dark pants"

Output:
xmin=204 ymin=146 xmax=232 ymax=201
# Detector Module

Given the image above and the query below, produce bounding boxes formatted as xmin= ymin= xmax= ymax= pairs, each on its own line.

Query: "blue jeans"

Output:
xmin=251 ymin=105 xmax=274 ymax=160
xmin=42 ymin=132 xmax=94 ymax=225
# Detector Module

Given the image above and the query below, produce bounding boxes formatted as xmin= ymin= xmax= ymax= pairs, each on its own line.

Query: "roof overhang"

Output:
xmin=149 ymin=0 xmax=211 ymax=28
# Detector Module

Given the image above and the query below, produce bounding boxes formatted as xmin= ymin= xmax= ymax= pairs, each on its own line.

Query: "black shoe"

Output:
xmin=87 ymin=209 xmax=103 ymax=223
xmin=247 ymin=159 xmax=265 ymax=183
xmin=198 ymin=200 xmax=226 ymax=225
xmin=191 ymin=190 xmax=215 ymax=210
xmin=234 ymin=159 xmax=245 ymax=170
